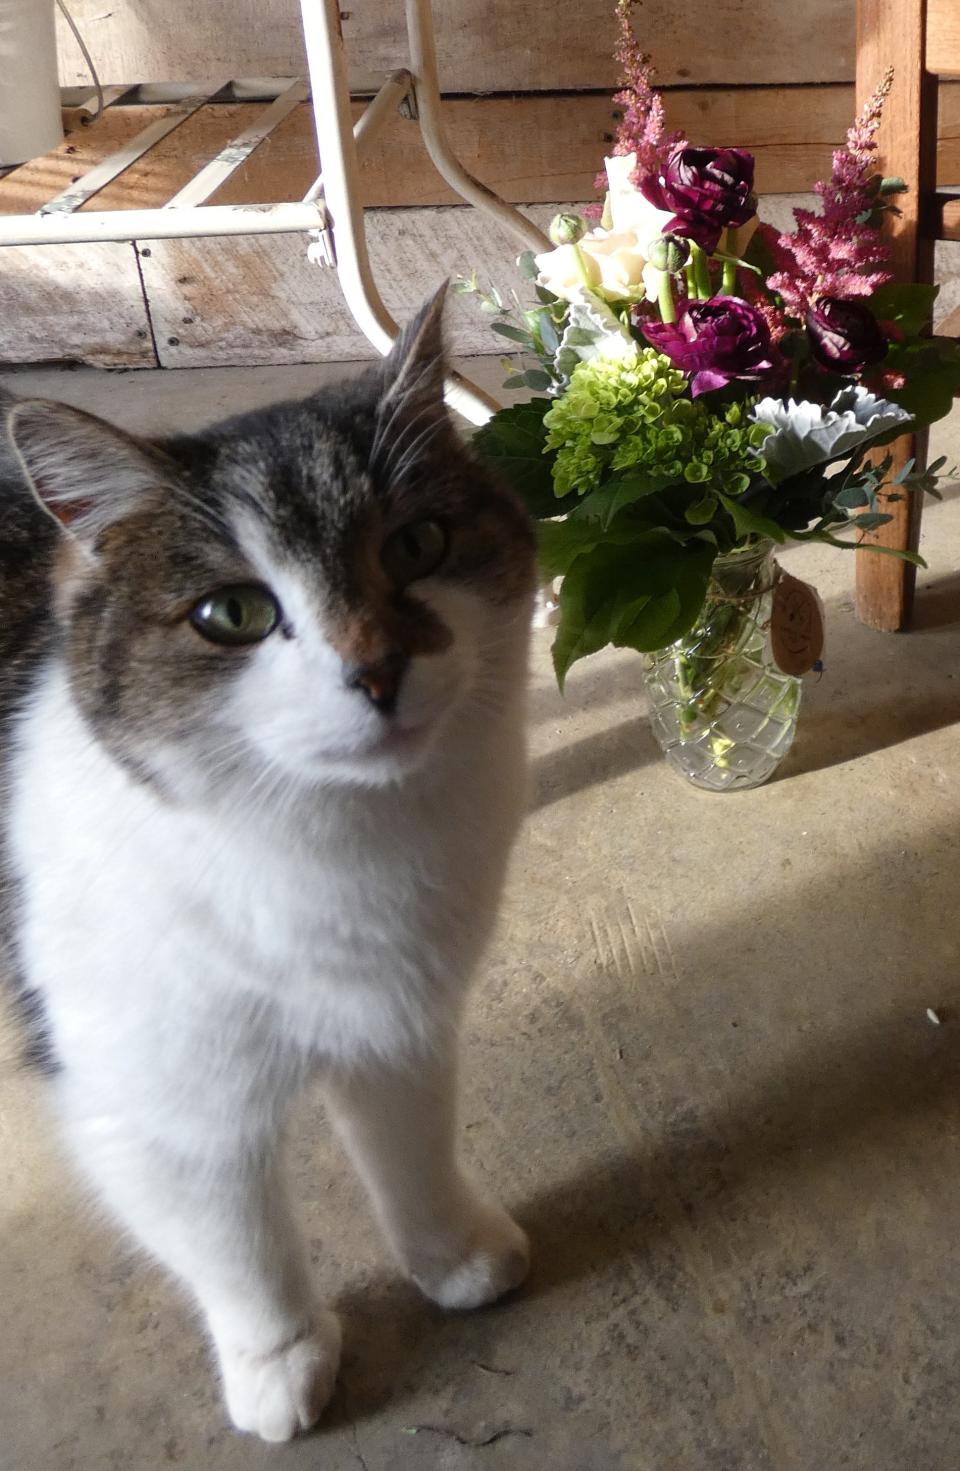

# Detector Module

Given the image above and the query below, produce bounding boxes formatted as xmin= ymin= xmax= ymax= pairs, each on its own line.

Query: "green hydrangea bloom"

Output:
xmin=543 ymin=351 xmax=770 ymax=499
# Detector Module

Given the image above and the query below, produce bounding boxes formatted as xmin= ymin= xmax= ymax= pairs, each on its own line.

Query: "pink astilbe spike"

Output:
xmin=769 ymin=68 xmax=895 ymax=317
xmin=593 ymin=0 xmax=678 ymax=194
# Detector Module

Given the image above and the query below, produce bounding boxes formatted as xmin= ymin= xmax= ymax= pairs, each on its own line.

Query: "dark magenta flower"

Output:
xmin=641 ymin=297 xmax=776 ymax=397
xmin=640 ymin=146 xmax=756 ymax=253
xmin=805 ymin=296 xmax=888 ymax=373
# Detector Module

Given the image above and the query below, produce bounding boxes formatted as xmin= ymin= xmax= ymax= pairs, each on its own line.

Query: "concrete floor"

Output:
xmin=3 ymin=361 xmax=960 ymax=1471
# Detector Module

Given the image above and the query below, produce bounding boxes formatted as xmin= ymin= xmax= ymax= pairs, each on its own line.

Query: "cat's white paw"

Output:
xmin=220 ymin=1312 xmax=342 ymax=1443
xmin=412 ymin=1201 xmax=530 ymax=1311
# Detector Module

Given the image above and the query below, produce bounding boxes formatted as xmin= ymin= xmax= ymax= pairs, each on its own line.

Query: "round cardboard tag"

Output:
xmin=770 ymin=571 xmax=825 ymax=677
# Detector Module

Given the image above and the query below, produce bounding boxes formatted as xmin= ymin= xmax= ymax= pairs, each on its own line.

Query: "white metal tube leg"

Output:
xmin=405 ymin=0 xmax=550 ymax=256
xmin=299 ymin=0 xmax=507 ymax=425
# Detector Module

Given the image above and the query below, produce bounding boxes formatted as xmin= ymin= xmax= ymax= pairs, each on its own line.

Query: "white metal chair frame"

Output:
xmin=0 ymin=0 xmax=549 ymax=424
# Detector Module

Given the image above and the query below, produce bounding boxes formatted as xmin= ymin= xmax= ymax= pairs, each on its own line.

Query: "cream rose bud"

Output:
xmin=604 ymin=153 xmax=674 ymax=248
xmin=534 ymin=229 xmax=649 ymax=303
xmin=548 ymin=212 xmax=586 ymax=246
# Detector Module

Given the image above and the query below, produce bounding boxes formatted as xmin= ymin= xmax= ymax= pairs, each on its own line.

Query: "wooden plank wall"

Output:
xmin=0 ymin=0 xmax=952 ymax=368
xmin=55 ymin=0 xmax=855 ymax=91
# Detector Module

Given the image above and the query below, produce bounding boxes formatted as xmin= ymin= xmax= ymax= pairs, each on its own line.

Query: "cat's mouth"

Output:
xmin=368 ymin=718 xmax=430 ymax=755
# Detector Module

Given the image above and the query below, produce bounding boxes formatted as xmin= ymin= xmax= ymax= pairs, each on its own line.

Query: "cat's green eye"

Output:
xmin=381 ymin=518 xmax=448 ymax=586
xmin=189 ymin=584 xmax=281 ymax=647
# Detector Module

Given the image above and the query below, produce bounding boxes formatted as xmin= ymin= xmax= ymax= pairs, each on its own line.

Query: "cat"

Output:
xmin=0 ymin=288 xmax=537 ymax=1442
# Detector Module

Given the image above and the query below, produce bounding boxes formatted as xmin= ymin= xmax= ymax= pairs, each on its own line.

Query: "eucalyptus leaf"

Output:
xmin=491 ymin=322 xmax=533 ymax=345
xmin=517 ymin=249 xmax=539 ymax=279
xmin=849 ymin=511 xmax=893 ymax=531
xmin=538 ymin=312 xmax=561 ymax=354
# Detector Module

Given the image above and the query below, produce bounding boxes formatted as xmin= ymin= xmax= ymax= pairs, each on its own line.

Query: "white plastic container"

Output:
xmin=0 ymin=0 xmax=64 ymax=166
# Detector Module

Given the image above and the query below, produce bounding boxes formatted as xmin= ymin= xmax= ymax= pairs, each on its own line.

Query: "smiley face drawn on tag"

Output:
xmin=770 ymin=571 xmax=825 ymax=677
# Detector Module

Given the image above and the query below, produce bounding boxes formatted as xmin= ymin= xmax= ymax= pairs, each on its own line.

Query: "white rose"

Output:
xmin=603 ymin=153 xmax=674 ymax=249
xmin=535 ymin=228 xmax=649 ymax=304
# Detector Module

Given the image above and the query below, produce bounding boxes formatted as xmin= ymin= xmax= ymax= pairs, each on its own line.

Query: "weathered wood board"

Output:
xmin=3 ymin=69 xmax=959 ymax=369
xmin=0 ymin=242 xmax=156 ymax=368
xmin=4 ymin=86 xmax=960 ymax=222
xmin=138 ymin=203 xmax=563 ymax=367
xmin=56 ymin=0 xmax=855 ymax=92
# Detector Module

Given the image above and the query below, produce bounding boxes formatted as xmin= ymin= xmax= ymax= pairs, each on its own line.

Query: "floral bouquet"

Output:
xmin=468 ymin=0 xmax=960 ymax=789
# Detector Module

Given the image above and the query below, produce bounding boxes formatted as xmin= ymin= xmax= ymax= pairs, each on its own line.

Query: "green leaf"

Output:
xmin=473 ymin=400 xmax=573 ymax=518
xmin=743 ymin=226 xmax=778 ymax=281
xmin=715 ymin=491 xmax=786 ymax=543
xmin=501 ymin=374 xmax=528 ymax=390
xmin=575 ymin=471 xmax=677 ymax=529
xmin=517 ymin=249 xmax=539 ymax=279
xmin=869 ymin=282 xmax=939 ymax=335
xmin=564 ymin=327 xmax=598 ymax=346
xmin=883 ymin=338 xmax=960 ymax=428
xmin=491 ymin=321 xmax=533 ymax=345
xmin=685 ymin=493 xmax=718 ymax=525
xmin=615 ymin=589 xmax=684 ymax=652
xmin=536 ymin=515 xmax=658 ymax=579
xmin=522 ymin=368 xmax=553 ymax=391
xmin=549 ymin=533 xmax=715 ymax=685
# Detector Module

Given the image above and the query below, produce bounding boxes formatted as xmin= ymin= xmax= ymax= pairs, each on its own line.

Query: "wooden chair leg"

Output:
xmin=855 ymin=0 xmax=937 ymax=631
xmin=854 ymin=431 xmax=926 ymax=631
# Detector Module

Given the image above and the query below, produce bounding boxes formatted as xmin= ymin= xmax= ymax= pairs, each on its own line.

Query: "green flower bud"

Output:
xmin=646 ymin=234 xmax=691 ymax=274
xmin=548 ymin=213 xmax=586 ymax=246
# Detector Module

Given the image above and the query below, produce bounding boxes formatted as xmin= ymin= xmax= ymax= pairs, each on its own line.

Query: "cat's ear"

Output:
xmin=6 ymin=398 xmax=172 ymax=544
xmin=379 ymin=283 xmax=448 ymax=418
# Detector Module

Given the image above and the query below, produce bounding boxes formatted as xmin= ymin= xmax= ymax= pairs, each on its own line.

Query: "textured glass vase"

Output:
xmin=642 ymin=540 xmax=801 ymax=791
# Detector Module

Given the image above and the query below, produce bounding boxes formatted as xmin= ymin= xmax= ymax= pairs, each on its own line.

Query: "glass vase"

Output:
xmin=642 ymin=540 xmax=801 ymax=792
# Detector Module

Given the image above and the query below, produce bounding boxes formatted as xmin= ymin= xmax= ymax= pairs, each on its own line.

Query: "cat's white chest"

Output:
xmin=11 ymin=665 xmax=524 ymax=1099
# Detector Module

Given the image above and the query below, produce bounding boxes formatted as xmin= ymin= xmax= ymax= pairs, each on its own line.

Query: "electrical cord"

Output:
xmin=55 ymin=0 xmax=104 ymax=122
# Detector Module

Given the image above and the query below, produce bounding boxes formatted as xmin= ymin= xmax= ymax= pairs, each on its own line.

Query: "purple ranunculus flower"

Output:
xmin=805 ymin=296 xmax=888 ymax=374
xmin=640 ymin=146 xmax=756 ymax=253
xmin=641 ymin=297 xmax=776 ymax=397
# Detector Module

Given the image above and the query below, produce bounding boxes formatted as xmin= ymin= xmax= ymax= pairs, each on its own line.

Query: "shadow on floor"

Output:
xmin=913 ymin=570 xmax=960 ymax=631
xmin=783 ymin=684 xmax=960 ymax=778
xmin=528 ymin=656 xmax=643 ymax=728
xmin=531 ymin=715 xmax=658 ymax=811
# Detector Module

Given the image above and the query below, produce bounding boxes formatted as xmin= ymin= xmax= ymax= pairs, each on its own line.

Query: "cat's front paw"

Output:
xmin=220 ymin=1312 xmax=342 ymax=1442
xmin=411 ymin=1200 xmax=530 ymax=1311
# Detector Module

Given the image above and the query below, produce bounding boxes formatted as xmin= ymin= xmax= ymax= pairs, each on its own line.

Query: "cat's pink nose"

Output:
xmin=343 ymin=653 xmax=408 ymax=715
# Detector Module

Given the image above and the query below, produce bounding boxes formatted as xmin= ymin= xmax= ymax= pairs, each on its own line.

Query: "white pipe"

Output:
xmin=353 ymin=70 xmax=412 ymax=154
xmin=0 ymin=0 xmax=63 ymax=166
xmin=299 ymin=0 xmax=500 ymax=424
xmin=300 ymin=0 xmax=398 ymax=355
xmin=0 ymin=201 xmax=329 ymax=246
xmin=404 ymin=0 xmax=549 ymax=255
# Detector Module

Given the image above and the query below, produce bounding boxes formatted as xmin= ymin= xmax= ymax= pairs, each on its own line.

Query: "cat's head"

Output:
xmin=6 ymin=290 xmax=536 ymax=798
